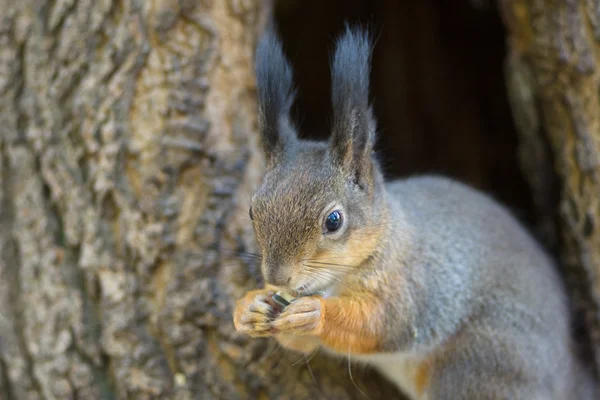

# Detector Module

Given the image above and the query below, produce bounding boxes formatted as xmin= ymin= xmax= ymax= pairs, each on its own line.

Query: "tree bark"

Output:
xmin=501 ymin=0 xmax=600 ymax=374
xmin=0 ymin=1 xmax=401 ymax=399
xmin=9 ymin=0 xmax=600 ymax=398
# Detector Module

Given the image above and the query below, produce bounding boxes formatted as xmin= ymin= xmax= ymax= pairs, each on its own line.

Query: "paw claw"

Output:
xmin=248 ymin=301 xmax=274 ymax=315
xmin=271 ymin=296 xmax=322 ymax=335
xmin=233 ymin=289 xmax=276 ymax=337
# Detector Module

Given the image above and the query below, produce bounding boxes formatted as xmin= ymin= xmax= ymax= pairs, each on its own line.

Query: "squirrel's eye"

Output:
xmin=325 ymin=211 xmax=342 ymax=232
xmin=249 ymin=206 xmax=254 ymax=220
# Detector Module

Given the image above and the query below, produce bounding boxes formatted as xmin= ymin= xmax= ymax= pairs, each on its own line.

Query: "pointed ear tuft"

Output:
xmin=329 ymin=24 xmax=377 ymax=188
xmin=255 ymin=25 xmax=297 ymax=166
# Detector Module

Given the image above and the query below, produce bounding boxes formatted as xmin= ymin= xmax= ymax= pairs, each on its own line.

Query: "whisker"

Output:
xmin=300 ymin=270 xmax=347 ymax=284
xmin=302 ymin=267 xmax=354 ymax=282
xmin=300 ymin=269 xmax=340 ymax=282
xmin=303 ymin=260 xmax=361 ymax=268
xmin=291 ymin=347 xmax=318 ymax=367
xmin=218 ymin=259 xmax=261 ymax=268
xmin=305 ymin=346 xmax=320 ymax=364
xmin=309 ymin=280 xmax=322 ymax=295
xmin=218 ymin=263 xmax=261 ymax=271
xmin=203 ymin=246 xmax=262 ymax=257
xmin=297 ymin=272 xmax=329 ymax=292
xmin=237 ymin=251 xmax=263 ymax=259
xmin=306 ymin=262 xmax=358 ymax=269
xmin=271 ymin=343 xmax=288 ymax=371
xmin=288 ymin=346 xmax=322 ymax=397
xmin=298 ymin=270 xmax=353 ymax=291
xmin=302 ymin=268 xmax=345 ymax=279
xmin=305 ymin=354 xmax=318 ymax=387
xmin=264 ymin=337 xmax=284 ymax=360
xmin=304 ymin=255 xmax=364 ymax=261
xmin=304 ymin=262 xmax=358 ymax=271
xmin=348 ymin=345 xmax=368 ymax=398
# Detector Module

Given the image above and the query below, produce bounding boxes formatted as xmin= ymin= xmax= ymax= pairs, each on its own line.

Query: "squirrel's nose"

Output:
xmin=264 ymin=270 xmax=291 ymax=287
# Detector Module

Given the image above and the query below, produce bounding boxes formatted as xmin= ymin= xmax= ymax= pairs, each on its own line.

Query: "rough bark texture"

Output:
xmin=0 ymin=1 xmax=401 ymax=399
xmin=501 ymin=0 xmax=600 ymax=373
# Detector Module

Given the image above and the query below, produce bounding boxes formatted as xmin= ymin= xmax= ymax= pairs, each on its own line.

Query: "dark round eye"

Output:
xmin=325 ymin=211 xmax=342 ymax=232
xmin=249 ymin=205 xmax=254 ymax=220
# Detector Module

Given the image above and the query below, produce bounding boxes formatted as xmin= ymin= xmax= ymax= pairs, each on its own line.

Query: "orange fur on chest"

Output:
xmin=318 ymin=294 xmax=383 ymax=354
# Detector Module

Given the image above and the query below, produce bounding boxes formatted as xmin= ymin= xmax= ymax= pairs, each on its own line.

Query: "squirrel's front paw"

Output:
xmin=272 ymin=296 xmax=323 ymax=336
xmin=233 ymin=289 xmax=276 ymax=337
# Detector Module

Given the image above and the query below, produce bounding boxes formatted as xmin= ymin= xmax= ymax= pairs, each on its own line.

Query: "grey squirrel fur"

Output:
xmin=233 ymin=24 xmax=598 ymax=399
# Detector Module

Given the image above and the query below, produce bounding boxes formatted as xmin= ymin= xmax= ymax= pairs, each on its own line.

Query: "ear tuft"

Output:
xmin=255 ymin=25 xmax=297 ymax=164
xmin=329 ymin=24 xmax=377 ymax=187
xmin=330 ymin=25 xmax=373 ymax=122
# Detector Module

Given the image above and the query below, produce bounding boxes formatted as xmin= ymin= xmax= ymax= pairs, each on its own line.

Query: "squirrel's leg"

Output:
xmin=271 ymin=293 xmax=384 ymax=355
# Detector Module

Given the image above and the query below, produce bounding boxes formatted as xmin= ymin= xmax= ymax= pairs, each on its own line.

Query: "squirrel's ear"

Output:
xmin=255 ymin=25 xmax=297 ymax=167
xmin=329 ymin=25 xmax=376 ymax=188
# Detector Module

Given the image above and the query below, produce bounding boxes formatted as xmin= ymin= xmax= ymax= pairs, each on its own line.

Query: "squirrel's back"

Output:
xmin=381 ymin=175 xmax=595 ymax=399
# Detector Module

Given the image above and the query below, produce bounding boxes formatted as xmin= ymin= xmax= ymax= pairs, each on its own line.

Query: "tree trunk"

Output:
xmin=0 ymin=1 xmax=401 ymax=399
xmin=501 ymin=0 xmax=600 ymax=374
xmin=3 ymin=0 xmax=599 ymax=399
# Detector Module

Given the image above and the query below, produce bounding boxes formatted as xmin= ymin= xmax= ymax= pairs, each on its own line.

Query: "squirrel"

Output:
xmin=233 ymin=24 xmax=598 ymax=399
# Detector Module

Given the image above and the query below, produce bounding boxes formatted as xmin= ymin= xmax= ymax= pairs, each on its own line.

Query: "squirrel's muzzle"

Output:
xmin=263 ymin=264 xmax=292 ymax=287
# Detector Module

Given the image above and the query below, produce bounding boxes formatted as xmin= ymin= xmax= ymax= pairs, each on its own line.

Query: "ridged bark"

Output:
xmin=0 ymin=1 xmax=400 ymax=398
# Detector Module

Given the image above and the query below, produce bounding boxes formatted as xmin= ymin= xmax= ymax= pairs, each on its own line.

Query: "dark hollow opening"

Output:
xmin=274 ymin=0 xmax=536 ymax=229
